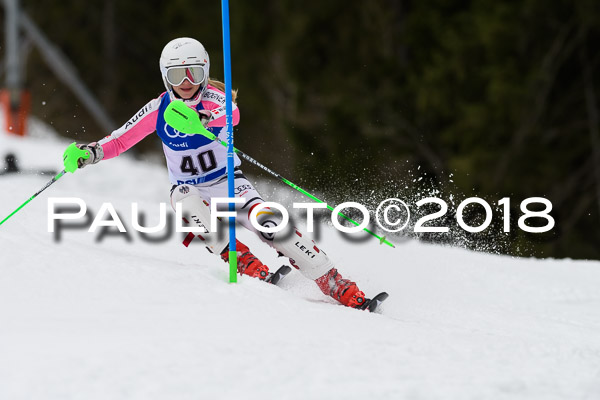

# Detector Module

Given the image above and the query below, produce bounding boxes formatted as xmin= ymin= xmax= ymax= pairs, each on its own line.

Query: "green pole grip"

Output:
xmin=63 ymin=142 xmax=90 ymax=173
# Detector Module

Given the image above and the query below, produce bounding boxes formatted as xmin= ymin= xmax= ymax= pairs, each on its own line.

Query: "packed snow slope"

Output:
xmin=1 ymin=119 xmax=599 ymax=400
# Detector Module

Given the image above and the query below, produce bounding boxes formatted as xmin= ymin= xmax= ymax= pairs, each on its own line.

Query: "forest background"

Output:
xmin=2 ymin=0 xmax=599 ymax=259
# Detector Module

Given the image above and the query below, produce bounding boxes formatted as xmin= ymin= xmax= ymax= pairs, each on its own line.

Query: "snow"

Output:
xmin=1 ymin=117 xmax=600 ymax=400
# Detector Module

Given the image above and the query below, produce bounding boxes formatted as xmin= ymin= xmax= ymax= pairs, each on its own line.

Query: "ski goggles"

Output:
xmin=165 ymin=66 xmax=206 ymax=86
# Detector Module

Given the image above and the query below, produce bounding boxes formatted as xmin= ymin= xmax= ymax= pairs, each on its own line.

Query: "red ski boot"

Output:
xmin=315 ymin=268 xmax=366 ymax=308
xmin=221 ymin=240 xmax=269 ymax=280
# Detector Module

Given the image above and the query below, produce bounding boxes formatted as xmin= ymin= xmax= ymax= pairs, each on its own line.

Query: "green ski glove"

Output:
xmin=63 ymin=142 xmax=104 ymax=173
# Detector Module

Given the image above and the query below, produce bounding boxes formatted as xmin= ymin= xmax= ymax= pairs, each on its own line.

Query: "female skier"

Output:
xmin=65 ymin=37 xmax=367 ymax=309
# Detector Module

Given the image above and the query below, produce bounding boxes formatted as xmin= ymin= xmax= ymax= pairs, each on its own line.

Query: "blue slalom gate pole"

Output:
xmin=221 ymin=0 xmax=237 ymax=283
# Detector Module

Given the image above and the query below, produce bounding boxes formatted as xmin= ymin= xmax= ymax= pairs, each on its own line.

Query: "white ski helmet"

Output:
xmin=159 ymin=37 xmax=210 ymax=106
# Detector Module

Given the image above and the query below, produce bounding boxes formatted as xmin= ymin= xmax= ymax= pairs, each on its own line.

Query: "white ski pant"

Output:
xmin=170 ymin=171 xmax=333 ymax=280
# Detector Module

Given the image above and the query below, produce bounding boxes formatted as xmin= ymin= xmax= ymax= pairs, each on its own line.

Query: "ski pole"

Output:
xmin=0 ymin=143 xmax=89 ymax=227
xmin=164 ymin=101 xmax=395 ymax=248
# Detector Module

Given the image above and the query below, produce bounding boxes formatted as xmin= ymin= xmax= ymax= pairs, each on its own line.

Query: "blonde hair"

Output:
xmin=208 ymin=78 xmax=238 ymax=103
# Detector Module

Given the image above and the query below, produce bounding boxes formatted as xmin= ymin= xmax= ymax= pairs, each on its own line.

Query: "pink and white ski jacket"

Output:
xmin=98 ymin=85 xmax=241 ymax=185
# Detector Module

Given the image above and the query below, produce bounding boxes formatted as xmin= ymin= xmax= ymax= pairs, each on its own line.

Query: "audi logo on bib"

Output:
xmin=163 ymin=122 xmax=190 ymax=139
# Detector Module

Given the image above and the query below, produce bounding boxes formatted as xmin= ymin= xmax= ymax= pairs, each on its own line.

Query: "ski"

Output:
xmin=266 ymin=265 xmax=292 ymax=286
xmin=360 ymin=292 xmax=389 ymax=313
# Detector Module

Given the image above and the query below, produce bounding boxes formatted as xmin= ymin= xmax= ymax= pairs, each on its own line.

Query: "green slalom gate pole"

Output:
xmin=0 ymin=143 xmax=89 ymax=227
xmin=164 ymin=100 xmax=395 ymax=249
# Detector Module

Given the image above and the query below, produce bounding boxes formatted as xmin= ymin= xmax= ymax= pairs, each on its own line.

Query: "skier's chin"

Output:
xmin=174 ymin=87 xmax=200 ymax=101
